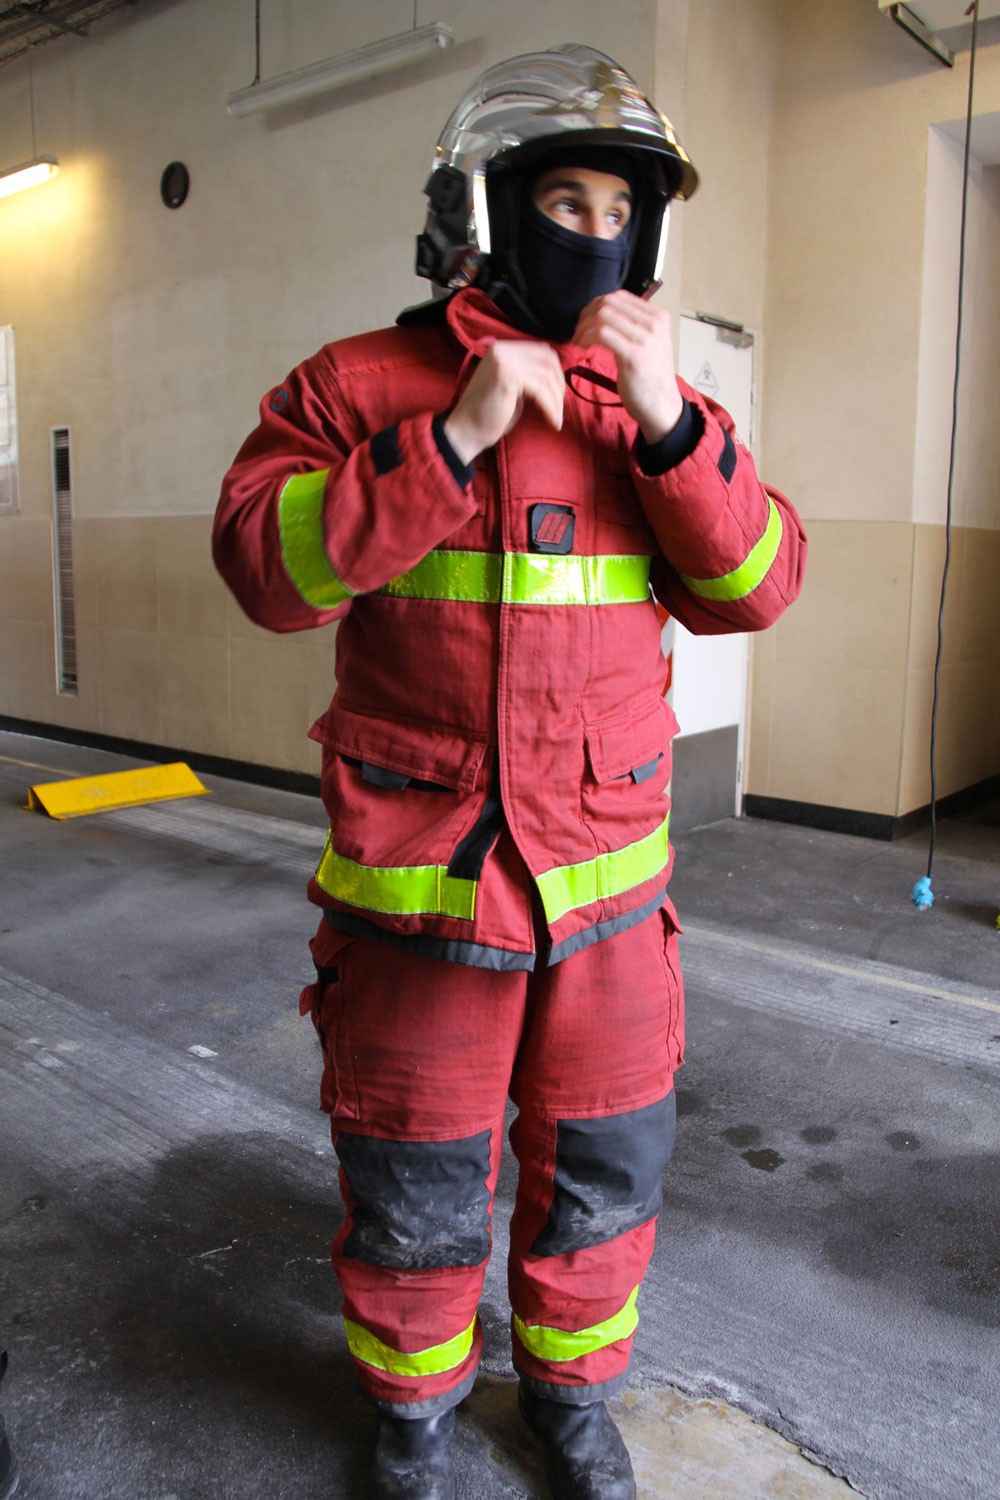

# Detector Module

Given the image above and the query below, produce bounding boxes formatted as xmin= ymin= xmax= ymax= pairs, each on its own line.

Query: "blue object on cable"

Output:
xmin=911 ymin=876 xmax=934 ymax=910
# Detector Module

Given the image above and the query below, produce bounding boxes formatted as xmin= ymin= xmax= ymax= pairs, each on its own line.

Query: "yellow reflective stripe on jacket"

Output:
xmin=344 ymin=1315 xmax=476 ymax=1378
xmin=378 ymin=549 xmax=502 ymax=603
xmin=277 ymin=469 xmax=357 ymax=610
xmin=377 ymin=551 xmax=652 ymax=607
xmin=513 ymin=1287 xmax=639 ymax=1364
xmin=679 ymin=496 xmax=782 ymax=603
xmin=504 ymin=552 xmax=651 ymax=606
xmin=535 ymin=816 xmax=670 ymax=925
xmin=315 ymin=832 xmax=477 ymax=920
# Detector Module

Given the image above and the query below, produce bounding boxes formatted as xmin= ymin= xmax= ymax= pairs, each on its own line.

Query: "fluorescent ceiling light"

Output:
xmin=227 ymin=22 xmax=453 ymax=117
xmin=0 ymin=156 xmax=59 ymax=200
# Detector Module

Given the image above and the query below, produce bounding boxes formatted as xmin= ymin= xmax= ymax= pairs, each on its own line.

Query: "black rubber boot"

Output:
xmin=519 ymin=1387 xmax=636 ymax=1500
xmin=0 ymin=1352 xmax=18 ymax=1500
xmin=369 ymin=1405 xmax=456 ymax=1500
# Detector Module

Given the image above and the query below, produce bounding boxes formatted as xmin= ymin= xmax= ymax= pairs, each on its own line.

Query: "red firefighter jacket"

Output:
xmin=214 ymin=288 xmax=806 ymax=969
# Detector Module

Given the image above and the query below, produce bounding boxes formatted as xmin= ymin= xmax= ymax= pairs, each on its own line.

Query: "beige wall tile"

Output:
xmin=940 ymin=661 xmax=1000 ymax=793
xmin=95 ymin=518 xmax=158 ymax=632
xmin=899 ymin=659 xmax=1000 ymax=816
xmin=770 ymin=520 xmax=913 ymax=672
xmin=159 ymin=632 xmax=230 ymax=759
xmin=307 ymin=629 xmax=339 ymax=728
xmin=898 ymin=667 xmax=934 ymax=817
xmin=0 ymin=619 xmax=54 ymax=719
xmin=229 ymin=635 xmax=312 ymax=773
xmin=71 ymin=518 xmax=100 ymax=630
xmin=156 ymin=515 xmax=228 ymax=637
xmin=956 ymin=528 xmax=1000 ymax=666
xmin=97 ymin=628 xmax=162 ymax=743
xmin=908 ymin=526 xmax=966 ymax=672
xmin=225 ymin=588 xmax=312 ymax=650
xmin=0 ymin=517 xmax=53 ymax=624
xmin=745 ymin=628 xmax=776 ymax=798
xmin=766 ymin=660 xmax=905 ymax=815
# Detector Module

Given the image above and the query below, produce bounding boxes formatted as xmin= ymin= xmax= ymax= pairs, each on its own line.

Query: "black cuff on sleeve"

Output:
xmin=432 ymin=412 xmax=476 ymax=490
xmin=635 ymin=400 xmax=702 ymax=477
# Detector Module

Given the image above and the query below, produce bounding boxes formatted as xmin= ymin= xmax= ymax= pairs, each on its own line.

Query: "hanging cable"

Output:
xmin=253 ymin=0 xmax=261 ymax=87
xmin=912 ymin=0 xmax=979 ymax=912
xmin=27 ymin=45 xmax=36 ymax=158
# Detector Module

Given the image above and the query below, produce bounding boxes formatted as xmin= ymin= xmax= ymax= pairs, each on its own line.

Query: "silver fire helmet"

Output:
xmin=415 ymin=43 xmax=698 ymax=298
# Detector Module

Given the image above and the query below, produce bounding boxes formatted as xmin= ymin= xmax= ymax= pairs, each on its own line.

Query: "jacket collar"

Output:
xmin=445 ymin=287 xmax=619 ymax=380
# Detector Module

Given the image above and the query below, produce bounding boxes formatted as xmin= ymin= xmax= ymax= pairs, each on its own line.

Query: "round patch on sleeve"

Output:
xmin=270 ymin=389 xmax=290 ymax=412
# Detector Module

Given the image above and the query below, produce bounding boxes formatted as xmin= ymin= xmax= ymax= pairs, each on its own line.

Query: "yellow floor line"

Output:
xmin=684 ymin=923 xmax=1000 ymax=1016
xmin=0 ymin=753 xmax=79 ymax=777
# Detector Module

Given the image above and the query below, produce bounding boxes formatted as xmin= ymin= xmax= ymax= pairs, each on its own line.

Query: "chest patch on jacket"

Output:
xmin=530 ymin=503 xmax=575 ymax=555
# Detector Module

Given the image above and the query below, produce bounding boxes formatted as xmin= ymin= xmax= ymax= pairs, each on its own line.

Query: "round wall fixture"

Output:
xmin=160 ymin=161 xmax=189 ymax=209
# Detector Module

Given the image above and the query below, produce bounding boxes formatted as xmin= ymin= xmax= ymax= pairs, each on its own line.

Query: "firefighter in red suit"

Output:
xmin=214 ymin=44 xmax=806 ymax=1500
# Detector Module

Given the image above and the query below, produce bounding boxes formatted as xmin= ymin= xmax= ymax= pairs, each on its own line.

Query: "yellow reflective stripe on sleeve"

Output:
xmin=377 ymin=552 xmax=651 ymax=607
xmin=315 ymin=832 xmax=477 ymax=921
xmin=535 ymin=817 xmax=670 ymax=925
xmin=277 ymin=469 xmax=357 ymax=610
xmin=679 ymin=496 xmax=782 ymax=603
xmin=378 ymin=550 xmax=503 ymax=603
xmin=513 ymin=1287 xmax=639 ymax=1364
xmin=344 ymin=1315 xmax=476 ymax=1379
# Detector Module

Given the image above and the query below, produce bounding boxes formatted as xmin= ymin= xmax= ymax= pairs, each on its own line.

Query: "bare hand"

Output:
xmin=572 ymin=292 xmax=684 ymax=443
xmin=443 ymin=341 xmax=565 ymax=464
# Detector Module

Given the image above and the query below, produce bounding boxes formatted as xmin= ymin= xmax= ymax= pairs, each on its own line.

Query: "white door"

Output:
xmin=662 ymin=314 xmax=755 ymax=813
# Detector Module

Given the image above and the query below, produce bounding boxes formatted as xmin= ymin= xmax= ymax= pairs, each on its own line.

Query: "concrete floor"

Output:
xmin=1 ymin=727 xmax=998 ymax=1499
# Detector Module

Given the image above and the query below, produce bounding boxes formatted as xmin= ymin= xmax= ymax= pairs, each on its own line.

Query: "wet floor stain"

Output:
xmin=800 ymin=1126 xmax=837 ymax=1146
xmin=743 ymin=1148 xmax=785 ymax=1172
xmin=806 ymin=1162 xmax=845 ymax=1184
xmin=675 ymin=1088 xmax=703 ymax=1117
xmin=467 ymin=1375 xmax=859 ymax=1498
xmin=722 ymin=1124 xmax=763 ymax=1148
xmin=886 ymin=1131 xmax=922 ymax=1152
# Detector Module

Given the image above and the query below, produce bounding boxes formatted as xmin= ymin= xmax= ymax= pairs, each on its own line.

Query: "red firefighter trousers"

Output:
xmin=301 ymin=887 xmax=684 ymax=1416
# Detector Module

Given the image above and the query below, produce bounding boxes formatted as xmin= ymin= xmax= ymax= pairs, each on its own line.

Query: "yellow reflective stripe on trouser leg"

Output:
xmin=315 ymin=832 xmax=477 ymax=921
xmin=344 ymin=1315 xmax=477 ymax=1378
xmin=513 ymin=1287 xmax=640 ymax=1363
xmin=679 ymin=496 xmax=782 ymax=603
xmin=277 ymin=469 xmax=357 ymax=609
xmin=534 ymin=817 xmax=670 ymax=925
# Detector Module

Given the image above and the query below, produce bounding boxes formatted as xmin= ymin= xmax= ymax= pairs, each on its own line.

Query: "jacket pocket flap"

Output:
xmin=585 ymin=697 xmax=676 ymax=784
xmin=309 ymin=704 xmax=487 ymax=793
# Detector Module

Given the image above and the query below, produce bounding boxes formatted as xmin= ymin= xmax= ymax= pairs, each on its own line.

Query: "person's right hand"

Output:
xmin=443 ymin=341 xmax=565 ymax=464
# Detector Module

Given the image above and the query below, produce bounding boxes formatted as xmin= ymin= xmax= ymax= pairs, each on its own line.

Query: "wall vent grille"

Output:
xmin=51 ymin=426 xmax=78 ymax=696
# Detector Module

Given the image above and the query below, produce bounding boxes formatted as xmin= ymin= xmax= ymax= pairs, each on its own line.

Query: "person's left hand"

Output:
xmin=572 ymin=291 xmax=684 ymax=443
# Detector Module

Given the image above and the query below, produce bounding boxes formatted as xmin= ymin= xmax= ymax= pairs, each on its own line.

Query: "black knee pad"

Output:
xmin=530 ymin=1092 xmax=676 ymax=1257
xmin=337 ymin=1129 xmax=492 ymax=1268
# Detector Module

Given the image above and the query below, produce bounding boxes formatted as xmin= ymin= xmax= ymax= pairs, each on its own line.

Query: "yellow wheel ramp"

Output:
xmin=27 ymin=762 xmax=210 ymax=820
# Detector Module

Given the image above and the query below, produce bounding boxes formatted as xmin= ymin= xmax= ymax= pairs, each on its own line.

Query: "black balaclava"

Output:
xmin=488 ymin=147 xmax=637 ymax=343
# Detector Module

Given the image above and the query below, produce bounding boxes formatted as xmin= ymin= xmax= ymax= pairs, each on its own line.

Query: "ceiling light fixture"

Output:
xmin=227 ymin=21 xmax=453 ymax=118
xmin=0 ymin=155 xmax=59 ymax=199
xmin=1 ymin=48 xmax=59 ymax=201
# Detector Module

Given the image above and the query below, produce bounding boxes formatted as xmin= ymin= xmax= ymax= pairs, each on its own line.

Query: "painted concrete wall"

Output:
xmin=0 ymin=0 xmax=674 ymax=777
xmin=1 ymin=0 xmax=997 ymax=820
xmin=748 ymin=0 xmax=1000 ymax=818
